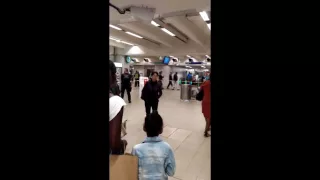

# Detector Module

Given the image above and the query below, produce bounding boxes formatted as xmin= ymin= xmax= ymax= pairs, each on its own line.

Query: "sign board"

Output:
xmin=139 ymin=77 xmax=149 ymax=99
xmin=114 ymin=62 xmax=122 ymax=89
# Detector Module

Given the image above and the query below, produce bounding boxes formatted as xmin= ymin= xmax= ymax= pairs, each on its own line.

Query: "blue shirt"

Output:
xmin=132 ymin=136 xmax=176 ymax=180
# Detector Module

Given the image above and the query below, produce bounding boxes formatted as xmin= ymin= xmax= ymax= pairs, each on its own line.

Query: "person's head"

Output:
xmin=143 ymin=112 xmax=163 ymax=137
xmin=175 ymin=72 xmax=177 ymax=75
xmin=124 ymin=68 xmax=128 ymax=73
xmin=109 ymin=60 xmax=117 ymax=87
xmin=151 ymin=72 xmax=158 ymax=82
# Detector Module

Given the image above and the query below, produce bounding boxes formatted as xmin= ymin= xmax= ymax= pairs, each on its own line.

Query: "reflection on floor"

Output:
xmin=122 ymin=87 xmax=211 ymax=180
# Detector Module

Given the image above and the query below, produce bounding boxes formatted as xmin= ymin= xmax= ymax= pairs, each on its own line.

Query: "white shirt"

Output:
xmin=109 ymin=96 xmax=126 ymax=121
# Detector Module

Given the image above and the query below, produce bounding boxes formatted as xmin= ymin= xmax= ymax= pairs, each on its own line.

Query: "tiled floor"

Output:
xmin=122 ymin=87 xmax=211 ymax=180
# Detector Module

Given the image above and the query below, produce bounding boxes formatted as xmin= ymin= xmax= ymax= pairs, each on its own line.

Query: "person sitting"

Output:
xmin=132 ymin=112 xmax=176 ymax=180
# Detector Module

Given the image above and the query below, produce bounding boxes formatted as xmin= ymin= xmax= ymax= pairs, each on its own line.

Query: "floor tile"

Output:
xmin=162 ymin=126 xmax=178 ymax=137
xmin=169 ymin=129 xmax=192 ymax=142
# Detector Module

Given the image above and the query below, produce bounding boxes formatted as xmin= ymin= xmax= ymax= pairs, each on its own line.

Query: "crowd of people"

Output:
xmin=109 ymin=60 xmax=211 ymax=179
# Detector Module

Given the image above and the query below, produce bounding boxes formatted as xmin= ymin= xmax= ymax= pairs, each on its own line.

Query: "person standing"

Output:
xmin=158 ymin=71 xmax=164 ymax=90
xmin=121 ymin=68 xmax=133 ymax=103
xmin=200 ymin=73 xmax=211 ymax=137
xmin=134 ymin=71 xmax=140 ymax=87
xmin=109 ymin=60 xmax=127 ymax=154
xmin=167 ymin=72 xmax=173 ymax=89
xmin=173 ymin=72 xmax=178 ymax=90
xmin=141 ymin=72 xmax=162 ymax=115
xmin=132 ymin=112 xmax=176 ymax=179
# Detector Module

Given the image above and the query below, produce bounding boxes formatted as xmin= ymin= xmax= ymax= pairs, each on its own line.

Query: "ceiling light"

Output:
xmin=161 ymin=28 xmax=176 ymax=36
xmin=109 ymin=24 xmax=122 ymax=30
xmin=151 ymin=21 xmax=160 ymax=27
xmin=109 ymin=37 xmax=118 ymax=41
xmin=121 ymin=41 xmax=134 ymax=46
xmin=206 ymin=55 xmax=211 ymax=58
xmin=125 ymin=32 xmax=143 ymax=39
xmin=199 ymin=11 xmax=210 ymax=21
xmin=207 ymin=23 xmax=211 ymax=30
xmin=109 ymin=37 xmax=134 ymax=46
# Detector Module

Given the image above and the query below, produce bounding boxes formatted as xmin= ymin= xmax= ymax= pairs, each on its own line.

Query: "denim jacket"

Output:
xmin=132 ymin=136 xmax=176 ymax=180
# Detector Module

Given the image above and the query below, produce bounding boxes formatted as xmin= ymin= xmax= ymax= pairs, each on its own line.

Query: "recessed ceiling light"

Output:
xmin=109 ymin=24 xmax=122 ymax=30
xmin=199 ymin=11 xmax=210 ymax=21
xmin=125 ymin=32 xmax=143 ymax=39
xmin=151 ymin=21 xmax=160 ymax=27
xmin=161 ymin=28 xmax=176 ymax=36
xmin=207 ymin=23 xmax=211 ymax=30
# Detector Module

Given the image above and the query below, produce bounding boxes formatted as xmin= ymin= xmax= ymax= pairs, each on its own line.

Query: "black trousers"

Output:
xmin=134 ymin=80 xmax=139 ymax=87
xmin=167 ymin=81 xmax=173 ymax=89
xmin=121 ymin=86 xmax=131 ymax=102
xmin=145 ymin=100 xmax=159 ymax=115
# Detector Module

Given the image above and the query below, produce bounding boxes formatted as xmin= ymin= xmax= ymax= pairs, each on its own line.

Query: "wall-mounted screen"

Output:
xmin=163 ymin=56 xmax=170 ymax=64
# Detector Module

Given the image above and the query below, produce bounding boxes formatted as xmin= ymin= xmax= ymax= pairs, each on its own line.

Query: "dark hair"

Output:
xmin=109 ymin=60 xmax=117 ymax=86
xmin=144 ymin=112 xmax=163 ymax=137
xmin=151 ymin=72 xmax=159 ymax=76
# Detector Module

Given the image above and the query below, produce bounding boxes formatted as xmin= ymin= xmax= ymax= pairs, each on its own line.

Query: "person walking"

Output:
xmin=134 ymin=71 xmax=140 ymax=87
xmin=199 ymin=73 xmax=211 ymax=137
xmin=173 ymin=72 xmax=178 ymax=90
xmin=121 ymin=68 xmax=133 ymax=103
xmin=141 ymin=72 xmax=162 ymax=115
xmin=167 ymin=72 xmax=173 ymax=89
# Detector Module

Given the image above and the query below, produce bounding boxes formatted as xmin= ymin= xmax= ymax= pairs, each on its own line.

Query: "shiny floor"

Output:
xmin=122 ymin=87 xmax=211 ymax=180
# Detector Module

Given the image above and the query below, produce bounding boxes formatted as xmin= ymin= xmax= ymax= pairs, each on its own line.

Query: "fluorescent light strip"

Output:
xmin=109 ymin=37 xmax=134 ymax=46
xmin=121 ymin=41 xmax=134 ymax=46
xmin=109 ymin=37 xmax=118 ymax=41
xmin=161 ymin=28 xmax=176 ymax=36
xmin=151 ymin=21 xmax=160 ymax=27
xmin=125 ymin=32 xmax=143 ymax=38
xmin=207 ymin=23 xmax=211 ymax=30
xmin=199 ymin=11 xmax=210 ymax=21
xmin=109 ymin=24 xmax=122 ymax=30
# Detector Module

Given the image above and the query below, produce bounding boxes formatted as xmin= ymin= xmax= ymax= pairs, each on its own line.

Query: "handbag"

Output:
xmin=196 ymin=88 xmax=204 ymax=101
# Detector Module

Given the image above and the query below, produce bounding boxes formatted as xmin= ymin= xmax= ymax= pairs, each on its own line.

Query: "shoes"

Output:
xmin=204 ymin=131 xmax=211 ymax=137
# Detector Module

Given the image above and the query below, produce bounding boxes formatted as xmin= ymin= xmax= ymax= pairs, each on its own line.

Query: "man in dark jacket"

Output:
xmin=167 ymin=72 xmax=173 ymax=89
xmin=134 ymin=71 xmax=140 ymax=87
xmin=173 ymin=72 xmax=178 ymax=90
xmin=141 ymin=72 xmax=162 ymax=115
xmin=121 ymin=68 xmax=133 ymax=103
